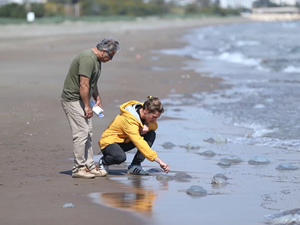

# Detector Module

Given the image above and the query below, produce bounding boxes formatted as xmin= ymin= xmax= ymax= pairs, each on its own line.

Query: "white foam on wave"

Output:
xmin=196 ymin=34 xmax=205 ymax=40
xmin=233 ymin=122 xmax=278 ymax=138
xmin=196 ymin=50 xmax=214 ymax=56
xmin=256 ymin=65 xmax=270 ymax=72
xmin=233 ymin=136 xmax=300 ymax=151
xmin=235 ymin=40 xmax=260 ymax=47
xmin=230 ymin=122 xmax=300 ymax=150
xmin=218 ymin=52 xmax=261 ymax=67
xmin=160 ymin=48 xmax=183 ymax=56
xmin=282 ymin=65 xmax=300 ymax=73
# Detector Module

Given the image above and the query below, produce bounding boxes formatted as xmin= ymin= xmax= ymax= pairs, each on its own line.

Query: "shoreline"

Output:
xmin=0 ymin=16 xmax=255 ymax=225
xmin=0 ymin=16 xmax=249 ymax=38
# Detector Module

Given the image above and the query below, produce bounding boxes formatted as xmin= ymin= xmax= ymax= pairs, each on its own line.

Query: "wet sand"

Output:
xmin=0 ymin=16 xmax=295 ymax=225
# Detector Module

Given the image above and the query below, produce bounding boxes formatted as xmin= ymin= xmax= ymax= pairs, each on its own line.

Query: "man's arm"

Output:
xmin=80 ymin=75 xmax=93 ymax=119
xmin=92 ymin=85 xmax=103 ymax=109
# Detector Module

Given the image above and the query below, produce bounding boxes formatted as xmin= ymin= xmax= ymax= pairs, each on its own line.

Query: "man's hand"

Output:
xmin=84 ymin=105 xmax=93 ymax=119
xmin=95 ymin=99 xmax=103 ymax=110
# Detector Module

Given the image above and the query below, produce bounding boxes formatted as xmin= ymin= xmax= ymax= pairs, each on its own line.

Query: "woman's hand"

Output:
xmin=159 ymin=161 xmax=170 ymax=173
xmin=140 ymin=124 xmax=149 ymax=135
xmin=154 ymin=157 xmax=170 ymax=173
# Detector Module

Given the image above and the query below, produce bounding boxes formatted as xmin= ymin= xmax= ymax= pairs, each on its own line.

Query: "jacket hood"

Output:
xmin=120 ymin=100 xmax=143 ymax=126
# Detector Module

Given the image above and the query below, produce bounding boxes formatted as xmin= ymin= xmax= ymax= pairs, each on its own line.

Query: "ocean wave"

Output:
xmin=282 ymin=65 xmax=300 ymax=73
xmin=218 ymin=52 xmax=261 ymax=67
xmin=235 ymin=40 xmax=261 ymax=47
xmin=160 ymin=21 xmax=300 ymax=152
xmin=232 ymin=122 xmax=279 ymax=138
xmin=232 ymin=136 xmax=300 ymax=151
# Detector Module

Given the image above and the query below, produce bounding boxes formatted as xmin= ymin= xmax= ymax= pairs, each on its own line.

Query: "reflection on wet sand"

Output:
xmin=101 ymin=190 xmax=156 ymax=212
xmin=89 ymin=176 xmax=160 ymax=213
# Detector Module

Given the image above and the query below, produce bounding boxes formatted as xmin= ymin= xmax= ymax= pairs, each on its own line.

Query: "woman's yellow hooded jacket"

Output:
xmin=99 ymin=100 xmax=158 ymax=162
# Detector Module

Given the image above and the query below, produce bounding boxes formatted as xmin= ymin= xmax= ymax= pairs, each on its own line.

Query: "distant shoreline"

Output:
xmin=0 ymin=16 xmax=250 ymax=38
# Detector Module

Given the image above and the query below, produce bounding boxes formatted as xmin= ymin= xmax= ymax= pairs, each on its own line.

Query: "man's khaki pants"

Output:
xmin=61 ymin=99 xmax=95 ymax=173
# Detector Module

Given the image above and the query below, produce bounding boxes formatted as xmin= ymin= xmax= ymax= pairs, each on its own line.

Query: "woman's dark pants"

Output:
xmin=101 ymin=131 xmax=156 ymax=166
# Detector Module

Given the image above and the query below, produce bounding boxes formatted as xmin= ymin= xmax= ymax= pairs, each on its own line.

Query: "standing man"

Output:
xmin=61 ymin=37 xmax=120 ymax=179
xmin=98 ymin=96 xmax=170 ymax=175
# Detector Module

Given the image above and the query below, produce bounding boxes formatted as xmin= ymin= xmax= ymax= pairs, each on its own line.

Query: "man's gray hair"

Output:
xmin=96 ymin=37 xmax=120 ymax=54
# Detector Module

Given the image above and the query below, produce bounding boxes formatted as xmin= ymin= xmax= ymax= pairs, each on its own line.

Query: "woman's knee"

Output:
xmin=102 ymin=144 xmax=127 ymax=165
xmin=145 ymin=130 xmax=156 ymax=138
xmin=114 ymin=152 xmax=126 ymax=164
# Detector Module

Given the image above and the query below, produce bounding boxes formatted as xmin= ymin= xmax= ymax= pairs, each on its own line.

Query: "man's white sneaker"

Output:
xmin=89 ymin=166 xmax=107 ymax=177
xmin=72 ymin=167 xmax=95 ymax=179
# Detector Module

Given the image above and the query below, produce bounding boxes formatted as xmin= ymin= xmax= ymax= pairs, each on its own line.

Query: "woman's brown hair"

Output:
xmin=143 ymin=96 xmax=164 ymax=114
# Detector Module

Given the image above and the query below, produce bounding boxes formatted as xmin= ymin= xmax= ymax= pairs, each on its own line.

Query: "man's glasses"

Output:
xmin=106 ymin=50 xmax=113 ymax=60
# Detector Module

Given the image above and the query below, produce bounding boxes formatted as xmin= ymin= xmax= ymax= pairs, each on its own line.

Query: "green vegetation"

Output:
xmin=0 ymin=3 xmax=27 ymax=18
xmin=0 ymin=0 xmax=244 ymax=23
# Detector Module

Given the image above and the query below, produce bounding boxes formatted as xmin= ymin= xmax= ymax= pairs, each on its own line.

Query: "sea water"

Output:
xmin=161 ymin=20 xmax=300 ymax=151
xmin=90 ymin=21 xmax=300 ymax=225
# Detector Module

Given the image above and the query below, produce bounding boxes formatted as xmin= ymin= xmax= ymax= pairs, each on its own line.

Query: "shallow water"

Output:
xmin=90 ymin=105 xmax=300 ymax=225
xmin=88 ymin=21 xmax=300 ymax=224
xmin=161 ymin=21 xmax=300 ymax=151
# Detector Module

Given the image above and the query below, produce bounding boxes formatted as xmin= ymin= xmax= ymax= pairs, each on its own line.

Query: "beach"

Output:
xmin=1 ymin=16 xmax=298 ymax=225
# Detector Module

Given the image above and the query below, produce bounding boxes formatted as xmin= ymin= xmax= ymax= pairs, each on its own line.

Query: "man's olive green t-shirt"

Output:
xmin=61 ymin=49 xmax=101 ymax=101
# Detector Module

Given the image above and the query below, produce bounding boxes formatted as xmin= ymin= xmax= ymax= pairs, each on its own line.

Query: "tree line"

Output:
xmin=0 ymin=0 xmax=242 ymax=19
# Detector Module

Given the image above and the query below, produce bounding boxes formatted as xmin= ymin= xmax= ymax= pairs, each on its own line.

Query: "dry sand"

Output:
xmin=1 ymin=16 xmax=291 ymax=225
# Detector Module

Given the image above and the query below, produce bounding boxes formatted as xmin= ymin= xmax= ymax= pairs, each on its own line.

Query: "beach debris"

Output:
xmin=162 ymin=142 xmax=176 ymax=149
xmin=248 ymin=155 xmax=271 ymax=165
xmin=136 ymin=54 xmax=141 ymax=59
xmin=217 ymin=159 xmax=232 ymax=167
xmin=63 ymin=203 xmax=74 ymax=208
xmin=211 ymin=177 xmax=228 ymax=185
xmin=213 ymin=173 xmax=229 ymax=181
xmin=148 ymin=168 xmax=163 ymax=173
xmin=197 ymin=150 xmax=216 ymax=157
xmin=265 ymin=208 xmax=300 ymax=224
xmin=220 ymin=155 xmax=243 ymax=163
xmin=179 ymin=143 xmax=201 ymax=150
xmin=182 ymin=98 xmax=197 ymax=105
xmin=186 ymin=185 xmax=207 ymax=196
xmin=163 ymin=102 xmax=174 ymax=106
xmin=172 ymin=108 xmax=184 ymax=112
xmin=156 ymin=174 xmax=174 ymax=181
xmin=174 ymin=172 xmax=192 ymax=180
xmin=204 ymin=136 xmax=227 ymax=144
xmin=275 ymin=163 xmax=299 ymax=170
